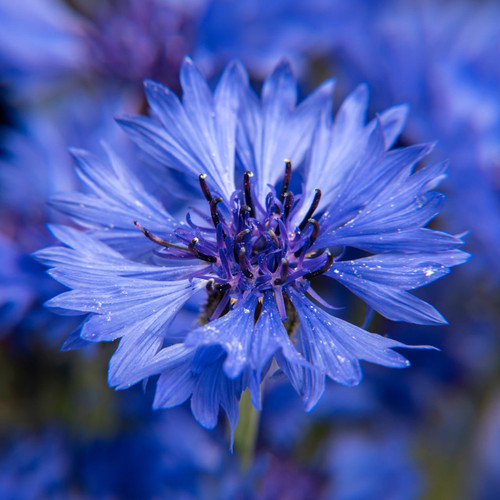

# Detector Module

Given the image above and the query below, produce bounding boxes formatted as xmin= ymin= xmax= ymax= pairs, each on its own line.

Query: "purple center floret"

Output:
xmin=135 ymin=162 xmax=334 ymax=322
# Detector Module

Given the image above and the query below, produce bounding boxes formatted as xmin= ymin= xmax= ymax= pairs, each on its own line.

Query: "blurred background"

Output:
xmin=0 ymin=0 xmax=499 ymax=498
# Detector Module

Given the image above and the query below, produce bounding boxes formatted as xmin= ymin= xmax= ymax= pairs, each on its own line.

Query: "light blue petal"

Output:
xmin=326 ymin=271 xmax=448 ymax=325
xmin=147 ymin=345 xmax=245 ymax=435
xmin=285 ymin=288 xmax=423 ymax=410
xmin=185 ymin=295 xmax=259 ymax=379
xmin=36 ymin=226 xmax=205 ymax=285
xmin=328 ymin=251 xmax=469 ymax=290
xmin=108 ymin=330 xmax=165 ymax=387
xmin=237 ymin=59 xmax=334 ymax=201
xmin=317 ymin=228 xmax=463 ymax=254
xmin=49 ymin=146 xmax=179 ymax=258
xmin=120 ymin=57 xmax=240 ymax=200
xmin=251 ymin=291 xmax=307 ymax=374
xmin=378 ymin=104 xmax=410 ymax=148
xmin=39 ymin=228 xmax=206 ymax=386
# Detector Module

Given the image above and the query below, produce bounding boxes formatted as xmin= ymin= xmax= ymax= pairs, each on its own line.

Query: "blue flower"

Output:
xmin=0 ymin=408 xmax=231 ymax=500
xmin=0 ymin=0 xmax=345 ymax=102
xmin=0 ymin=429 xmax=70 ymax=500
xmin=0 ymin=235 xmax=37 ymax=332
xmin=37 ymin=58 xmax=468 ymax=433
xmin=323 ymin=428 xmax=424 ymax=500
xmin=0 ymin=0 xmax=87 ymax=99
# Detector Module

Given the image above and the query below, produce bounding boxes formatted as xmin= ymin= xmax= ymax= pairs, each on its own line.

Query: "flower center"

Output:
xmin=135 ymin=162 xmax=334 ymax=321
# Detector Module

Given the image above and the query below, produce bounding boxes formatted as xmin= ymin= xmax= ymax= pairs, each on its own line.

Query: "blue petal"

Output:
xmin=318 ymin=228 xmax=463 ymax=254
xmin=186 ymin=291 xmax=308 ymax=382
xmin=285 ymin=288 xmax=424 ymax=410
xmin=108 ymin=330 xmax=166 ymax=387
xmin=37 ymin=227 xmax=206 ymax=386
xmin=251 ymin=291 xmax=307 ymax=375
xmin=49 ymin=146 xmax=179 ymax=259
xmin=136 ymin=344 xmax=246 ymax=436
xmin=322 ymin=150 xmax=441 ymax=235
xmin=332 ymin=83 xmax=369 ymax=143
xmin=185 ymin=295 xmax=259 ymax=379
xmin=276 ymin=350 xmax=326 ymax=413
xmin=35 ymin=226 xmax=205 ymax=285
xmin=120 ymin=57 xmax=241 ymax=201
xmin=298 ymin=101 xmax=383 ymax=223
xmin=153 ymin=347 xmax=199 ymax=408
xmin=324 ymin=250 xmax=469 ymax=327
xmin=328 ymin=251 xmax=469 ymax=290
xmin=325 ymin=267 xmax=448 ymax=325
xmin=237 ymin=59 xmax=334 ymax=201
xmin=378 ymin=104 xmax=410 ymax=148
xmin=313 ymin=147 xmax=462 ymax=253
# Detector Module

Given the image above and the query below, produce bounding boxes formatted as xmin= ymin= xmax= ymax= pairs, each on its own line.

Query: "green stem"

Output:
xmin=234 ymin=389 xmax=260 ymax=469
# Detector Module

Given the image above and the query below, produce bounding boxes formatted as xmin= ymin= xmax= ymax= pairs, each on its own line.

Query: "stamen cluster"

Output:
xmin=136 ymin=161 xmax=333 ymax=322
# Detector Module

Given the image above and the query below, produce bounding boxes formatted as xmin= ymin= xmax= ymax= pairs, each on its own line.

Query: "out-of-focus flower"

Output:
xmin=323 ymin=428 xmax=424 ymax=500
xmin=0 ymin=430 xmax=70 ymax=500
xmin=0 ymin=0 xmax=345 ymax=103
xmin=36 ymin=58 xmax=467 ymax=435
xmin=469 ymin=392 xmax=500 ymax=500
xmin=194 ymin=0 xmax=351 ymax=80
xmin=0 ymin=0 xmax=87 ymax=100
xmin=0 ymin=0 xmax=200 ymax=101
xmin=0 ymin=235 xmax=37 ymax=330
xmin=0 ymin=406 xmax=233 ymax=500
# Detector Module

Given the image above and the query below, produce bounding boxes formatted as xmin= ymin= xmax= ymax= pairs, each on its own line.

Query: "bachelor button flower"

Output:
xmin=37 ymin=57 xmax=468 ymax=434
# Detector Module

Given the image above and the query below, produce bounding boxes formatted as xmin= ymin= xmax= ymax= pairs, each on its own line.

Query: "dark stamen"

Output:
xmin=293 ymin=219 xmax=321 ymax=258
xmin=210 ymin=197 xmax=223 ymax=228
xmin=243 ymin=170 xmax=255 ymax=216
xmin=239 ymin=205 xmax=252 ymax=219
xmin=235 ymin=228 xmax=251 ymax=245
xmin=209 ymin=289 xmax=231 ymax=321
xmin=280 ymin=160 xmax=292 ymax=202
xmin=188 ymin=238 xmax=217 ymax=263
xmin=298 ymin=189 xmax=322 ymax=231
xmin=303 ymin=251 xmax=334 ymax=280
xmin=275 ymin=258 xmax=289 ymax=285
xmin=239 ymin=247 xmax=254 ymax=279
xmin=233 ymin=229 xmax=250 ymax=262
xmin=308 ymin=219 xmax=321 ymax=246
xmin=198 ymin=174 xmax=212 ymax=202
xmin=267 ymin=229 xmax=280 ymax=248
xmin=206 ymin=279 xmax=230 ymax=293
xmin=134 ymin=221 xmax=187 ymax=250
xmin=283 ymin=191 xmax=294 ymax=219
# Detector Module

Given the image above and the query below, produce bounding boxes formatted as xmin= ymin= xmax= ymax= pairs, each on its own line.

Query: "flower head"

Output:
xmin=37 ymin=57 xmax=468 ymax=434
